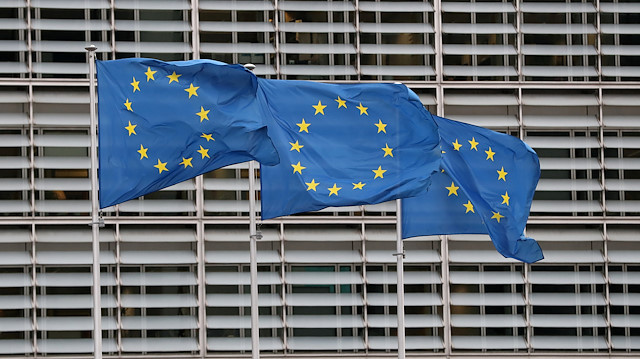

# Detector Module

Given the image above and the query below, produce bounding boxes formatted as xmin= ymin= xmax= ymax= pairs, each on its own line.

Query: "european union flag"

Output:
xmin=402 ymin=116 xmax=544 ymax=263
xmin=97 ymin=58 xmax=279 ymax=208
xmin=258 ymin=80 xmax=441 ymax=219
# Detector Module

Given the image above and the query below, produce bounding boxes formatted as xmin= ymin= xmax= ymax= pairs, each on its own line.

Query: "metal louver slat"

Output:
xmin=121 ymin=338 xmax=198 ymax=352
xmin=207 ymin=315 xmax=282 ymax=329
xmin=115 ymin=0 xmax=190 ymax=10
xmin=207 ymin=337 xmax=283 ymax=351
xmin=358 ymin=1 xmax=433 ymax=12
xmin=207 ymin=272 xmax=280 ymax=285
xmin=31 ymin=0 xmax=110 ymax=9
xmin=287 ymin=337 xmax=365 ymax=351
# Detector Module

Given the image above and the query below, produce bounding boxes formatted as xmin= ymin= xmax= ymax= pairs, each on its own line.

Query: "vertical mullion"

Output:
xmin=524 ymin=261 xmax=532 ymax=353
xmin=595 ymin=0 xmax=602 ymax=81
xmin=375 ymin=7 xmax=381 ymax=82
xmin=192 ymin=0 xmax=200 ymax=60
xmin=280 ymin=223 xmax=287 ymax=352
xmin=470 ymin=5 xmax=477 ymax=82
xmin=433 ymin=0 xmax=443 ymax=86
xmin=115 ymin=223 xmax=122 ymax=354
xmin=328 ymin=9 xmax=334 ymax=82
xmin=231 ymin=6 xmax=238 ymax=64
xmin=110 ymin=0 xmax=115 ymax=60
xmin=274 ymin=0 xmax=281 ymax=79
xmin=440 ymin=235 xmax=451 ymax=356
xmin=28 ymin=82 xmax=34 ymax=218
xmin=361 ymin=222 xmax=368 ymax=353
xmin=355 ymin=0 xmax=361 ymax=81
xmin=134 ymin=8 xmax=140 ymax=58
xmin=565 ymin=2 xmax=571 ymax=76
xmin=516 ymin=0 xmax=522 ymax=81
xmin=197 ymin=220 xmax=206 ymax=357
xmin=30 ymin=223 xmax=37 ymax=356
xmin=26 ymin=0 xmax=33 ymax=78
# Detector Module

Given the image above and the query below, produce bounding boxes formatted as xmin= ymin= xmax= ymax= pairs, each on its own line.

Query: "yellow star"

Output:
xmin=328 ymin=183 xmax=342 ymax=196
xmin=312 ymin=100 xmax=326 ymax=115
xmin=137 ymin=144 xmax=148 ymax=159
xmin=306 ymin=179 xmax=319 ymax=191
xmin=291 ymin=161 xmax=306 ymax=174
xmin=185 ymin=83 xmax=199 ymax=98
xmin=374 ymin=119 xmax=387 ymax=134
xmin=125 ymin=121 xmax=137 ymax=136
xmin=468 ymin=137 xmax=479 ymax=151
xmin=372 ymin=166 xmax=387 ymax=179
xmin=497 ymin=166 xmax=508 ymax=181
xmin=356 ymin=102 xmax=368 ymax=115
xmin=452 ymin=139 xmax=462 ymax=151
xmin=501 ymin=191 xmax=510 ymax=206
xmin=463 ymin=200 xmax=474 ymax=213
xmin=289 ymin=140 xmax=304 ymax=152
xmin=446 ymin=182 xmax=459 ymax=196
xmin=352 ymin=182 xmax=365 ymax=190
xmin=201 ymin=133 xmax=214 ymax=142
xmin=124 ymin=98 xmax=133 ymax=111
xmin=130 ymin=77 xmax=140 ymax=92
xmin=145 ymin=67 xmax=157 ymax=81
xmin=179 ymin=157 xmax=193 ymax=168
xmin=485 ymin=147 xmax=495 ymax=161
xmin=382 ymin=143 xmax=393 ymax=157
xmin=296 ymin=119 xmax=310 ymax=133
xmin=167 ymin=71 xmax=181 ymax=84
xmin=153 ymin=159 xmax=168 ymax=173
xmin=335 ymin=96 xmax=347 ymax=109
xmin=196 ymin=106 xmax=210 ymax=122
xmin=197 ymin=146 xmax=210 ymax=159
xmin=491 ymin=211 xmax=505 ymax=223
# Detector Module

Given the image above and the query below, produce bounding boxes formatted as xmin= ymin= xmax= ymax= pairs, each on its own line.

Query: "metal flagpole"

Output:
xmin=244 ymin=63 xmax=261 ymax=359
xmin=86 ymin=44 xmax=103 ymax=359
xmin=395 ymin=198 xmax=406 ymax=359
xmin=248 ymin=160 xmax=261 ymax=359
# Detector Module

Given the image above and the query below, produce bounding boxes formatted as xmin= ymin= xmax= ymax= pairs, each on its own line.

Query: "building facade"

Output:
xmin=0 ymin=0 xmax=638 ymax=357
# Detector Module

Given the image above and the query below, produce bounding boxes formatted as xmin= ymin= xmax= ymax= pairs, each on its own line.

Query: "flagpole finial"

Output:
xmin=85 ymin=44 xmax=97 ymax=52
xmin=244 ymin=63 xmax=256 ymax=71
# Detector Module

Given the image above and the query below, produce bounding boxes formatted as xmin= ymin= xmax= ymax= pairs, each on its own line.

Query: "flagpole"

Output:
xmin=244 ymin=63 xmax=261 ymax=359
xmin=393 ymin=81 xmax=406 ymax=358
xmin=86 ymin=44 xmax=102 ymax=359
xmin=248 ymin=160 xmax=260 ymax=359
xmin=395 ymin=198 xmax=406 ymax=359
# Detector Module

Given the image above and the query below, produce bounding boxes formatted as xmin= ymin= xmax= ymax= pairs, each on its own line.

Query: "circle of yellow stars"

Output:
xmin=120 ymin=65 xmax=216 ymax=175
xmin=288 ymin=95 xmax=393 ymax=197
xmin=448 ymin=136 xmax=511 ymax=224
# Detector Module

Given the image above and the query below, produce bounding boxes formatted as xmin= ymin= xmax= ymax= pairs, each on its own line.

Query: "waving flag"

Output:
xmin=97 ymin=58 xmax=279 ymax=208
xmin=257 ymin=80 xmax=441 ymax=219
xmin=402 ymin=116 xmax=543 ymax=263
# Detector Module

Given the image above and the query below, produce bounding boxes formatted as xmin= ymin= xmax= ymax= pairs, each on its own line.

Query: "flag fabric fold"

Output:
xmin=402 ymin=116 xmax=543 ymax=263
xmin=97 ymin=58 xmax=279 ymax=208
xmin=257 ymin=80 xmax=441 ymax=219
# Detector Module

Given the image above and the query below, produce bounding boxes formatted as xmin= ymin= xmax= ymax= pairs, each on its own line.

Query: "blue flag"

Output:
xmin=97 ymin=58 xmax=279 ymax=208
xmin=257 ymin=80 xmax=441 ymax=219
xmin=402 ymin=116 xmax=543 ymax=263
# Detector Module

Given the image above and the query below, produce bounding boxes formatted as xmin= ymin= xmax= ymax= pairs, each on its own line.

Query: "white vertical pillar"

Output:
xmin=86 ymin=44 xmax=103 ymax=359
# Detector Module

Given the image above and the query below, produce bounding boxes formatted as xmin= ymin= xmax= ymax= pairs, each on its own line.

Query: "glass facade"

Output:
xmin=0 ymin=0 xmax=639 ymax=356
